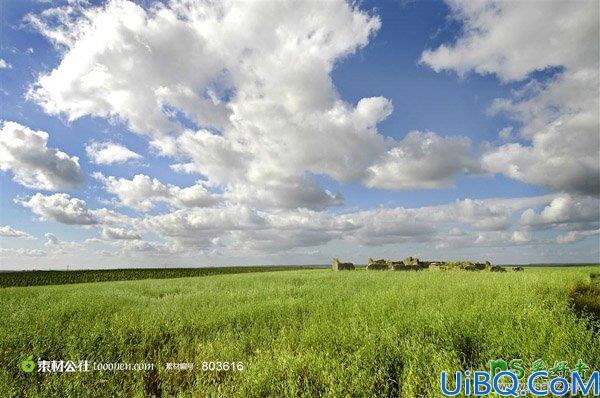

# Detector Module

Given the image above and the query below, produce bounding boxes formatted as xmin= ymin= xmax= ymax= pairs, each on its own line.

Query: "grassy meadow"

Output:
xmin=0 ymin=266 xmax=313 ymax=288
xmin=0 ymin=266 xmax=598 ymax=397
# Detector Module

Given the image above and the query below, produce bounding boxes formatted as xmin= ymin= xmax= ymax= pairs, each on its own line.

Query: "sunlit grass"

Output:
xmin=0 ymin=266 xmax=311 ymax=288
xmin=0 ymin=266 xmax=598 ymax=397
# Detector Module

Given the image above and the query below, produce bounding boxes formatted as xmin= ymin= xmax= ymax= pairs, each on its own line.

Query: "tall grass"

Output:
xmin=568 ymin=271 xmax=600 ymax=325
xmin=0 ymin=266 xmax=312 ymax=288
xmin=0 ymin=266 xmax=598 ymax=397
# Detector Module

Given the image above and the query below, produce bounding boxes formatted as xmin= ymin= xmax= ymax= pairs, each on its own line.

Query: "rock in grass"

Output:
xmin=366 ymin=258 xmax=389 ymax=270
xmin=365 ymin=257 xmax=425 ymax=271
xmin=402 ymin=256 xmax=420 ymax=266
xmin=389 ymin=260 xmax=422 ymax=271
xmin=331 ymin=257 xmax=355 ymax=271
xmin=363 ymin=257 xmax=503 ymax=272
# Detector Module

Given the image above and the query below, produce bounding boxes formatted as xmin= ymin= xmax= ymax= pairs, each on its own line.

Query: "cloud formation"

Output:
xmin=86 ymin=141 xmax=141 ymax=165
xmin=18 ymin=193 xmax=98 ymax=225
xmin=0 ymin=248 xmax=46 ymax=257
xmin=556 ymin=229 xmax=600 ymax=244
xmin=134 ymin=194 xmax=557 ymax=252
xmin=93 ymin=172 xmax=219 ymax=211
xmin=101 ymin=227 xmax=141 ymax=240
xmin=27 ymin=0 xmax=477 ymax=212
xmin=0 ymin=121 xmax=84 ymax=190
xmin=0 ymin=225 xmax=33 ymax=239
xmin=420 ymin=1 xmax=598 ymax=82
xmin=366 ymin=131 xmax=477 ymax=189
xmin=520 ymin=194 xmax=599 ymax=230
xmin=422 ymin=0 xmax=599 ymax=196
xmin=4 ymin=0 xmax=597 ymax=266
xmin=43 ymin=232 xmax=82 ymax=253
xmin=482 ymin=69 xmax=599 ymax=196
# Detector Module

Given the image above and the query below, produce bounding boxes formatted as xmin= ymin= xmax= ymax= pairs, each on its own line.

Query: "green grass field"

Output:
xmin=0 ymin=266 xmax=314 ymax=288
xmin=1 ymin=266 xmax=598 ymax=397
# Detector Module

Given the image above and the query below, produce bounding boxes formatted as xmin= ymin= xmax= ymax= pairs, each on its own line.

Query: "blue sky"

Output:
xmin=0 ymin=0 xmax=598 ymax=269
xmin=330 ymin=0 xmax=550 ymax=209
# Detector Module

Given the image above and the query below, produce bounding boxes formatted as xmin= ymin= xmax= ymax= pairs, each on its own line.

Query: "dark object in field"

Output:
xmin=441 ymin=261 xmax=486 ymax=271
xmin=367 ymin=258 xmax=389 ymax=270
xmin=392 ymin=258 xmax=423 ymax=271
xmin=366 ymin=257 xmax=424 ymax=271
xmin=512 ymin=266 xmax=524 ymax=272
xmin=365 ymin=257 xmax=505 ymax=272
xmin=331 ymin=257 xmax=355 ymax=271
xmin=402 ymin=256 xmax=419 ymax=266
xmin=568 ymin=274 xmax=600 ymax=328
xmin=392 ymin=264 xmax=422 ymax=271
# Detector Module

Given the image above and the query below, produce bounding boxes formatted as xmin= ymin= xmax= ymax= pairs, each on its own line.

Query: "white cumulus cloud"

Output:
xmin=420 ymin=0 xmax=598 ymax=82
xmin=520 ymin=194 xmax=599 ymax=230
xmin=366 ymin=131 xmax=477 ymax=190
xmin=421 ymin=0 xmax=599 ymax=197
xmin=26 ymin=0 xmax=476 ymax=211
xmin=0 ymin=225 xmax=33 ymax=239
xmin=85 ymin=141 xmax=141 ymax=165
xmin=93 ymin=172 xmax=219 ymax=211
xmin=0 ymin=121 xmax=84 ymax=190
xmin=101 ymin=227 xmax=141 ymax=240
xmin=18 ymin=193 xmax=98 ymax=225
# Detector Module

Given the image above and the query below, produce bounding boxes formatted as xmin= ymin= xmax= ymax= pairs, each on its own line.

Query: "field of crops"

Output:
xmin=0 ymin=266 xmax=598 ymax=397
xmin=0 ymin=266 xmax=314 ymax=288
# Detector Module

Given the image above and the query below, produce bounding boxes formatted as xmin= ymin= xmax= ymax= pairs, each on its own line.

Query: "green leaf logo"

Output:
xmin=20 ymin=356 xmax=35 ymax=373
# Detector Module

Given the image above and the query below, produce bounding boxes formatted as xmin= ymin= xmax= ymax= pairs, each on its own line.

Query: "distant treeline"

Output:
xmin=0 ymin=266 xmax=315 ymax=288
